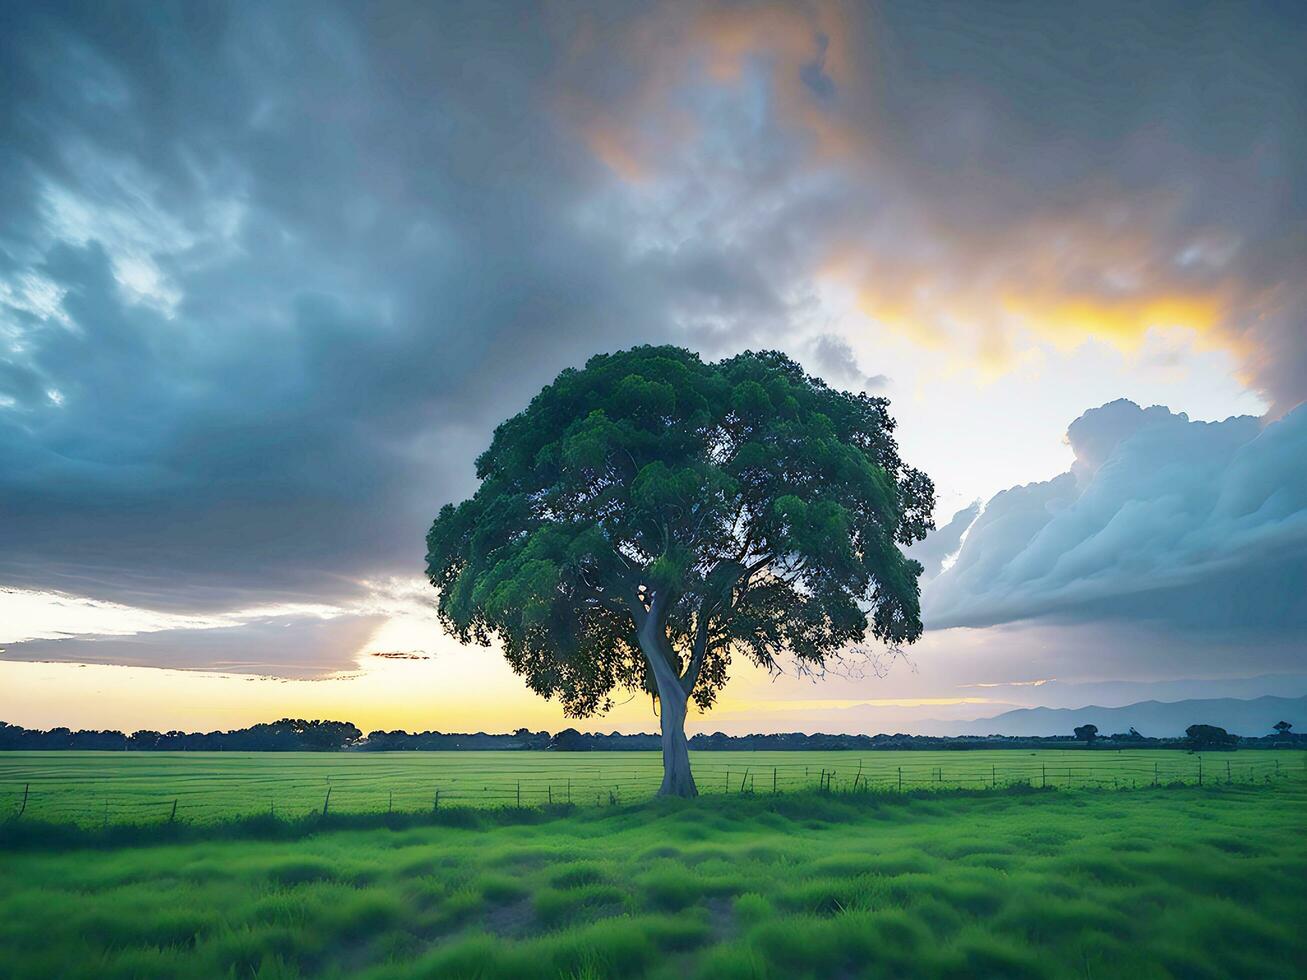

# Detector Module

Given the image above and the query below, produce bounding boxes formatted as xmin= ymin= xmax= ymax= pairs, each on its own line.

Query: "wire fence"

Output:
xmin=2 ymin=749 xmax=1302 ymax=827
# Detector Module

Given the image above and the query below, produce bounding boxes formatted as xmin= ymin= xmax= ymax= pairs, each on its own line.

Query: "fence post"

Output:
xmin=1225 ymin=760 xmax=1231 ymax=785
xmin=16 ymin=783 xmax=29 ymax=820
xmin=548 ymin=785 xmax=553 ymax=805
xmin=433 ymin=789 xmax=440 ymax=812
xmin=322 ymin=785 xmax=332 ymax=816
xmin=992 ymin=766 xmax=996 ymax=789
xmin=725 ymin=769 xmax=730 ymax=794
xmin=1041 ymin=765 xmax=1046 ymax=788
xmin=169 ymin=799 xmax=178 ymax=823
xmin=1198 ymin=755 xmax=1203 ymax=786
xmin=773 ymin=767 xmax=778 ymax=794
xmin=567 ymin=779 xmax=571 ymax=804
xmin=388 ymin=790 xmax=393 ymax=814
xmin=739 ymin=768 xmax=750 ymax=794
xmin=516 ymin=781 xmax=521 ymax=807
xmin=898 ymin=767 xmax=903 ymax=793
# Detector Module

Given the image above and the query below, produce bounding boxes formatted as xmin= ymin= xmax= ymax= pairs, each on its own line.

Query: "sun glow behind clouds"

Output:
xmin=568 ymin=1 xmax=1282 ymax=411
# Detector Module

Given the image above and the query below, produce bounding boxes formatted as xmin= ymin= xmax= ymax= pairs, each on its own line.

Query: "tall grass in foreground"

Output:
xmin=0 ymin=780 xmax=1303 ymax=978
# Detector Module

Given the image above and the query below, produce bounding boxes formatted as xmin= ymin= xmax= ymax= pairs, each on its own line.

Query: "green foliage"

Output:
xmin=1185 ymin=724 xmax=1238 ymax=751
xmin=426 ymin=346 xmax=935 ymax=716
xmin=1 ymin=781 xmax=1303 ymax=978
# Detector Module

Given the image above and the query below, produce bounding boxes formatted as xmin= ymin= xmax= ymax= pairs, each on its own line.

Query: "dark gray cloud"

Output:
xmin=567 ymin=0 xmax=1307 ymax=409
xmin=1 ymin=0 xmax=1303 ymax=669
xmin=804 ymin=334 xmax=889 ymax=392
xmin=926 ymin=399 xmax=1307 ymax=635
xmin=0 ymin=2 xmax=684 ymax=611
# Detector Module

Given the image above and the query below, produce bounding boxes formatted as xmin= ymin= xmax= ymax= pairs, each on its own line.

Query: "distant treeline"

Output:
xmin=0 ymin=719 xmax=363 ymax=752
xmin=1 ymin=719 xmax=1302 ymax=752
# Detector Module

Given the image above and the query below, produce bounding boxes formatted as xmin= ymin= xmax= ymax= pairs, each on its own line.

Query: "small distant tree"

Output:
xmin=1073 ymin=724 xmax=1098 ymax=743
xmin=1185 ymin=724 xmax=1237 ymax=751
xmin=128 ymin=730 xmax=162 ymax=750
xmin=426 ymin=346 xmax=934 ymax=796
xmin=280 ymin=719 xmax=362 ymax=751
xmin=1272 ymin=720 xmax=1292 ymax=737
xmin=550 ymin=728 xmax=591 ymax=752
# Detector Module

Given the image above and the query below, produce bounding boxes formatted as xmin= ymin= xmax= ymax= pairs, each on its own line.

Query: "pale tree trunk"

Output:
xmin=636 ymin=598 xmax=699 ymax=798
xmin=655 ymin=675 xmax=697 ymax=798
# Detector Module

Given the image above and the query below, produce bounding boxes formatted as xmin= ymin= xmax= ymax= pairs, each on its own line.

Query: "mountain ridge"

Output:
xmin=918 ymin=693 xmax=1306 ymax=737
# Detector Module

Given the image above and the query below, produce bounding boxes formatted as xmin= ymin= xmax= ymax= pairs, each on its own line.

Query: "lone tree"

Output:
xmin=1073 ymin=724 xmax=1098 ymax=743
xmin=1272 ymin=720 xmax=1292 ymax=737
xmin=426 ymin=346 xmax=934 ymax=796
xmin=1185 ymin=724 xmax=1237 ymax=751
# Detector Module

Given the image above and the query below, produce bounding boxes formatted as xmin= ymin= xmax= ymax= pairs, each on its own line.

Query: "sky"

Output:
xmin=2 ymin=0 xmax=1305 ymax=735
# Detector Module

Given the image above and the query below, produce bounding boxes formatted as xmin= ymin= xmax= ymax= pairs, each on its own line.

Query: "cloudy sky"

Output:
xmin=2 ymin=0 xmax=1305 ymax=734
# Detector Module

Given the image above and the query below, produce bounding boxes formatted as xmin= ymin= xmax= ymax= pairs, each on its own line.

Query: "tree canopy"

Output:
xmin=1185 ymin=724 xmax=1238 ymax=751
xmin=425 ymin=346 xmax=934 ymax=792
xmin=1073 ymin=724 xmax=1099 ymax=742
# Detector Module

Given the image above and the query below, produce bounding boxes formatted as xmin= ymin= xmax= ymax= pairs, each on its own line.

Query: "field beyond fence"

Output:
xmin=3 ymin=749 xmax=1301 ymax=827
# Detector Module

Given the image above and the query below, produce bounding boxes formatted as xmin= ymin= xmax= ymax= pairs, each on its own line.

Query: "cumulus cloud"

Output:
xmin=926 ymin=399 xmax=1307 ymax=632
xmin=907 ymin=500 xmax=981 ymax=582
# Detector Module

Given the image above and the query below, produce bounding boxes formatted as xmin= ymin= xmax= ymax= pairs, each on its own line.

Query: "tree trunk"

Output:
xmin=636 ymin=593 xmax=699 ymax=798
xmin=656 ymin=682 xmax=697 ymax=798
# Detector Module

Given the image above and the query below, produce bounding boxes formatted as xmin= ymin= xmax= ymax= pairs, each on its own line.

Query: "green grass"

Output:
xmin=1 ymin=778 xmax=1303 ymax=978
xmin=1 ymin=749 xmax=1293 ymax=825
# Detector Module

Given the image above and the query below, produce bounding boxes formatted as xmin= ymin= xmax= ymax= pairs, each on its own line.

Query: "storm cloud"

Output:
xmin=2 ymin=1 xmax=1304 ymax=678
xmin=0 ymin=2 xmax=685 ymax=612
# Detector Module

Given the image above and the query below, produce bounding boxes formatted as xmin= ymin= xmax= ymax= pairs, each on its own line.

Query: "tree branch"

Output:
xmin=738 ymin=553 xmax=774 ymax=588
xmin=681 ymin=604 xmax=713 ymax=696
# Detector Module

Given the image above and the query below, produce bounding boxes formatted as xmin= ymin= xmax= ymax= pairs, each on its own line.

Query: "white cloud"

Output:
xmin=0 ymin=577 xmax=440 ymax=678
xmin=925 ymin=399 xmax=1307 ymax=630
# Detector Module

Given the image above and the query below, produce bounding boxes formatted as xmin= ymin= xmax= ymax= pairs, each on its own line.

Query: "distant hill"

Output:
xmin=927 ymin=694 xmax=1307 ymax=738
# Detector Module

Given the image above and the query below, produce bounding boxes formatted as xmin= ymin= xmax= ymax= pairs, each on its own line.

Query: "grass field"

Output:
xmin=0 ymin=776 xmax=1303 ymax=979
xmin=2 ymin=749 xmax=1296 ymax=825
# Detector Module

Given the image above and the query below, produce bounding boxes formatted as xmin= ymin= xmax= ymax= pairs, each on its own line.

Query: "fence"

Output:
xmin=2 ymin=749 xmax=1301 ymax=827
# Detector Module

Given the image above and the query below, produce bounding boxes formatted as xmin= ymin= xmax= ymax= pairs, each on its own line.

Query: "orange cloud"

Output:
xmin=553 ymin=3 xmax=1280 ymax=401
xmin=1003 ymin=293 xmax=1226 ymax=352
xmin=560 ymin=1 xmax=861 ymax=181
xmin=819 ymin=199 xmax=1249 ymax=382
